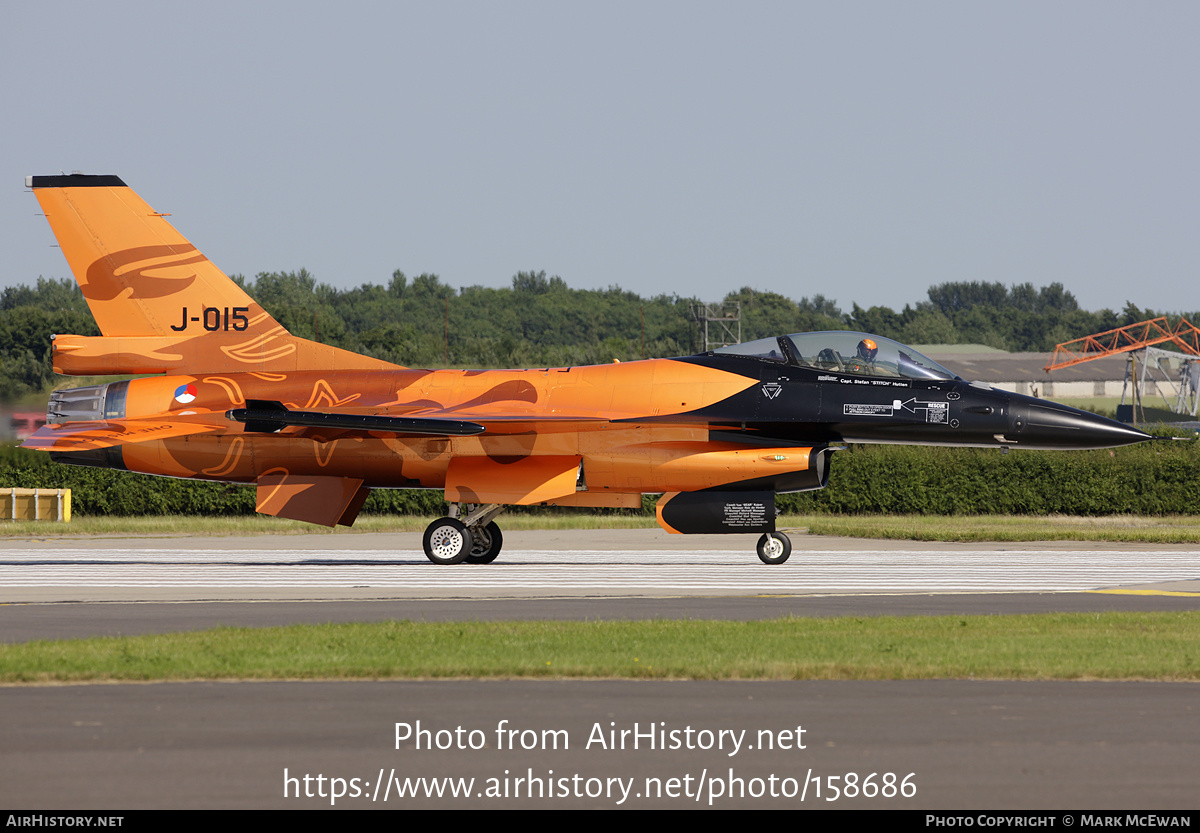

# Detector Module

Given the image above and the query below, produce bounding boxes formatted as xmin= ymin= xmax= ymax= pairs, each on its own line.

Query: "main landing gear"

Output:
xmin=422 ymin=504 xmax=506 ymax=565
xmin=756 ymin=531 xmax=792 ymax=565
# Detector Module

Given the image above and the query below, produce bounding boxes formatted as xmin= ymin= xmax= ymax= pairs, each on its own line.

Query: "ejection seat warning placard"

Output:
xmin=922 ymin=402 xmax=948 ymax=423
xmin=843 ymin=404 xmax=894 ymax=417
xmin=844 ymin=399 xmax=948 ymax=423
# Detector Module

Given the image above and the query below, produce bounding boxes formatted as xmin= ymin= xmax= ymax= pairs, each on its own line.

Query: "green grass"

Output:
xmin=796 ymin=513 xmax=1200 ymax=543
xmin=3 ymin=614 xmax=1198 ymax=684
xmin=6 ymin=512 xmax=1200 ymax=543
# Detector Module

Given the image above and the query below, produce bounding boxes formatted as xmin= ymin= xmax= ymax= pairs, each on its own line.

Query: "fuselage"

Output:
xmin=41 ymin=337 xmax=1149 ymax=501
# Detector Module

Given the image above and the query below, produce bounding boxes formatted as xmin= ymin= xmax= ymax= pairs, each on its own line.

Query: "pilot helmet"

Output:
xmin=857 ymin=338 xmax=878 ymax=361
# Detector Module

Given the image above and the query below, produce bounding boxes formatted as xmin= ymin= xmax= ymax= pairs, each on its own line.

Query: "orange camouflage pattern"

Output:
xmin=26 ymin=363 xmax=816 ymax=506
xmin=24 ymin=176 xmax=819 ymax=528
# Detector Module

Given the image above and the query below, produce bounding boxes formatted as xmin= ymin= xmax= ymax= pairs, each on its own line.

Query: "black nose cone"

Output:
xmin=1011 ymin=401 xmax=1152 ymax=449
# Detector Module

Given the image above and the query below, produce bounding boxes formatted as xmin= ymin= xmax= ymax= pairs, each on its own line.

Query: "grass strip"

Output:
xmin=3 ymin=613 xmax=1199 ymax=684
xmin=799 ymin=513 xmax=1200 ymax=543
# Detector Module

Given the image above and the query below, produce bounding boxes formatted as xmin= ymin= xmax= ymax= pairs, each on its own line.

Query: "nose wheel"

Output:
xmin=756 ymin=532 xmax=792 ymax=565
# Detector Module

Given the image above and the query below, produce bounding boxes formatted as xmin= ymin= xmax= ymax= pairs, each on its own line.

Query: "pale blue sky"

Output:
xmin=3 ymin=1 xmax=1198 ymax=316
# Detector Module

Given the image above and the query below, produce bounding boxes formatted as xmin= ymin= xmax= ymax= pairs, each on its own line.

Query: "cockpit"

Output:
xmin=711 ymin=331 xmax=960 ymax=382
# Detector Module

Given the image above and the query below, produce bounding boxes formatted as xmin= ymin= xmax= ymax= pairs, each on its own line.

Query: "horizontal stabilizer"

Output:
xmin=21 ymin=419 xmax=220 ymax=452
xmin=227 ymin=400 xmax=486 ymax=436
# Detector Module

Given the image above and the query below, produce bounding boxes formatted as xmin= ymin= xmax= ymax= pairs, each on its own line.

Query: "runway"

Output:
xmin=2 ymin=528 xmax=1199 ymax=602
xmin=1 ymin=529 xmax=1197 ymax=809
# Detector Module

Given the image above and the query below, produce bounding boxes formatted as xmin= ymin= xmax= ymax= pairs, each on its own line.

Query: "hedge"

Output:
xmin=1 ymin=438 xmax=1197 ymax=517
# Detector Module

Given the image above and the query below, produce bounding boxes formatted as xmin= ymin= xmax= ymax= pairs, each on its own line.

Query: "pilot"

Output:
xmin=846 ymin=337 xmax=879 ymax=374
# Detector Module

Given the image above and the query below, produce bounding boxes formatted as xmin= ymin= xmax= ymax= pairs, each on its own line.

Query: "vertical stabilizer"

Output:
xmin=28 ymin=174 xmax=271 ymax=337
xmin=26 ymin=175 xmax=397 ymax=373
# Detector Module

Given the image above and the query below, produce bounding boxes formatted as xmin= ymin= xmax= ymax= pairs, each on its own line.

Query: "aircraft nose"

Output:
xmin=1010 ymin=401 xmax=1152 ymax=449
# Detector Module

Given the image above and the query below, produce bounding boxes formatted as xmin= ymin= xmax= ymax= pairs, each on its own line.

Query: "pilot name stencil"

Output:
xmin=723 ymin=502 xmax=770 ymax=528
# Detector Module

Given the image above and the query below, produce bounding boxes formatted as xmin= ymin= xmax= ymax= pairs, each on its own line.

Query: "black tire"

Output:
xmin=756 ymin=532 xmax=792 ymax=565
xmin=464 ymin=521 xmax=503 ymax=564
xmin=423 ymin=518 xmax=472 ymax=565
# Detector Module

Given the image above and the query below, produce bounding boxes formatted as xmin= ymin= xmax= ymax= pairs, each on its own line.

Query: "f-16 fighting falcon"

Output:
xmin=22 ymin=175 xmax=1150 ymax=564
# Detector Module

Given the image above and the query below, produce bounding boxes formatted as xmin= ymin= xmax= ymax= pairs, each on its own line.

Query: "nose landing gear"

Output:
xmin=756 ymin=531 xmax=792 ymax=565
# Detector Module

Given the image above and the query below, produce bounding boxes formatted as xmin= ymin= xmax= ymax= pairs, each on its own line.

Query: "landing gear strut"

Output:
xmin=422 ymin=503 xmax=507 ymax=565
xmin=756 ymin=531 xmax=792 ymax=565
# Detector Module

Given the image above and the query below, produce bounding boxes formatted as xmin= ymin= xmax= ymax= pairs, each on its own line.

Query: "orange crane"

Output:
xmin=1044 ymin=317 xmax=1200 ymax=371
xmin=1045 ymin=317 xmax=1200 ymax=423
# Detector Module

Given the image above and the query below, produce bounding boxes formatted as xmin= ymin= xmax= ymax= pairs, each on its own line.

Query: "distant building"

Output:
xmin=919 ymin=345 xmax=1127 ymax=400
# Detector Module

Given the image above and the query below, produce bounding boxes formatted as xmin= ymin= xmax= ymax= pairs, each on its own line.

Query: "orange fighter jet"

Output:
xmin=22 ymin=175 xmax=1151 ymax=564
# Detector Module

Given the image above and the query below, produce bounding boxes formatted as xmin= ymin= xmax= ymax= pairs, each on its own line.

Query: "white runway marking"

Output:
xmin=1 ymin=547 xmax=1198 ymax=593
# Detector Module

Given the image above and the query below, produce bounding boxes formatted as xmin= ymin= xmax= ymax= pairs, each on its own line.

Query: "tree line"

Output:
xmin=2 ymin=270 xmax=1195 ymax=401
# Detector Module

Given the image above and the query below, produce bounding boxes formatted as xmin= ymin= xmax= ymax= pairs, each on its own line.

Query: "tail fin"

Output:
xmin=27 ymin=175 xmax=396 ymax=374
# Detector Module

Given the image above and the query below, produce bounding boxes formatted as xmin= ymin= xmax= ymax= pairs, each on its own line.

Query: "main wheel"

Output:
xmin=458 ymin=523 xmax=496 ymax=568
xmin=423 ymin=518 xmax=473 ymax=565
xmin=464 ymin=521 xmax=503 ymax=564
xmin=756 ymin=532 xmax=792 ymax=565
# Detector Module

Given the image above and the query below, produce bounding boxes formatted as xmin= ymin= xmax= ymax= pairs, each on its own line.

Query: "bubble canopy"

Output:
xmin=711 ymin=331 xmax=960 ymax=381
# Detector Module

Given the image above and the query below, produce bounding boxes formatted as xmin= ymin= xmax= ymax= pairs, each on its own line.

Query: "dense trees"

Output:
xmin=4 ymin=272 xmax=1197 ymax=518
xmin=0 ymin=279 xmax=98 ymax=400
xmin=1 ymin=271 xmax=1196 ymax=402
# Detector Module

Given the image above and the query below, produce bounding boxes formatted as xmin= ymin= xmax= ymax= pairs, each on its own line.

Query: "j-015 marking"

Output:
xmin=170 ymin=306 xmax=250 ymax=332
